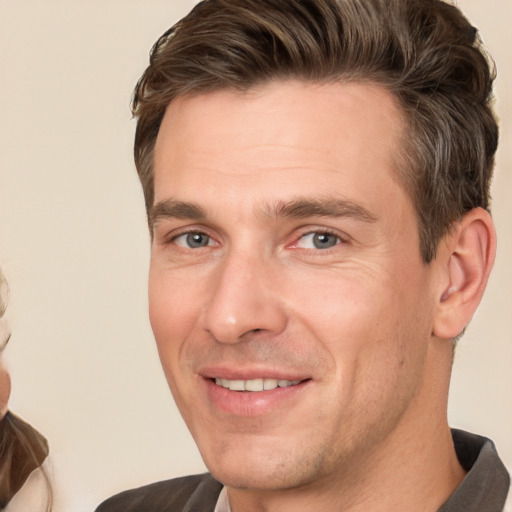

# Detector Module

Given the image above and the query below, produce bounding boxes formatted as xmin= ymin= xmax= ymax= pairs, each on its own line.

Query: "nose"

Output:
xmin=202 ymin=250 xmax=288 ymax=344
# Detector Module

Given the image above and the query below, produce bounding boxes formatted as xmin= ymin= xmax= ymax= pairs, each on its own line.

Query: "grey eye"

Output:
xmin=186 ymin=233 xmax=211 ymax=248
xmin=174 ymin=232 xmax=213 ymax=248
xmin=297 ymin=232 xmax=340 ymax=249
xmin=312 ymin=233 xmax=338 ymax=249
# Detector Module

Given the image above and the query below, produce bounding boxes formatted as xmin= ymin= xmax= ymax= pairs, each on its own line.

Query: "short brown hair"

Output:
xmin=132 ymin=0 xmax=498 ymax=262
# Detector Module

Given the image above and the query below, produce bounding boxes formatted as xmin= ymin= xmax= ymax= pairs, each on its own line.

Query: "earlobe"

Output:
xmin=433 ymin=207 xmax=496 ymax=340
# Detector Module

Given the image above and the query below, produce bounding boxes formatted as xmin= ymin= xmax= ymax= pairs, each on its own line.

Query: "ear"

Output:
xmin=432 ymin=207 xmax=496 ymax=339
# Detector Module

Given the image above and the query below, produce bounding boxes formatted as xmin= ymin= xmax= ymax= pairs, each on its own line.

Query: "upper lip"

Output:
xmin=198 ymin=365 xmax=311 ymax=382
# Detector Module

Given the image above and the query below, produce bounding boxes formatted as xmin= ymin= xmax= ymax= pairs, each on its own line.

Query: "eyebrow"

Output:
xmin=150 ymin=196 xmax=377 ymax=229
xmin=150 ymin=199 xmax=207 ymax=228
xmin=264 ymin=197 xmax=378 ymax=223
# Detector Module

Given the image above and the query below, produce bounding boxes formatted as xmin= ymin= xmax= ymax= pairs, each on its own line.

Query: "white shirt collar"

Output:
xmin=214 ymin=486 xmax=231 ymax=512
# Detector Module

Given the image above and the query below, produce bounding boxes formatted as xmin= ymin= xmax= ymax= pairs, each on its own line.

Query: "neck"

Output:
xmin=227 ymin=339 xmax=465 ymax=512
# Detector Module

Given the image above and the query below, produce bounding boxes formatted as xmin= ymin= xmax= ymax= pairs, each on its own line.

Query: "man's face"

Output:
xmin=149 ymin=81 xmax=440 ymax=490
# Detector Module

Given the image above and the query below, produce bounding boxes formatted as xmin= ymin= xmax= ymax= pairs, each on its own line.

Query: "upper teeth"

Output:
xmin=215 ymin=378 xmax=301 ymax=392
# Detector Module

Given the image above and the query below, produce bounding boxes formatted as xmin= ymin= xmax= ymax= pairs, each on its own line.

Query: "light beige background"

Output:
xmin=0 ymin=1 xmax=510 ymax=511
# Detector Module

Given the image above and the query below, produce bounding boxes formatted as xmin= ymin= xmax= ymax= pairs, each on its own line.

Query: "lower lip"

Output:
xmin=203 ymin=378 xmax=310 ymax=416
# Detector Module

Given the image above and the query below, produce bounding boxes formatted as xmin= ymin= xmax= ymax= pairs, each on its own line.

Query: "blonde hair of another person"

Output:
xmin=0 ymin=268 xmax=52 ymax=511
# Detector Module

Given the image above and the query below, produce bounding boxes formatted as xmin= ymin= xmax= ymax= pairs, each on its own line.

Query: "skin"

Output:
xmin=0 ymin=362 xmax=10 ymax=419
xmin=149 ymin=81 xmax=475 ymax=511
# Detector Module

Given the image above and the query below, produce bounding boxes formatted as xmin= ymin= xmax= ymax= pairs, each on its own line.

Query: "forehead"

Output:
xmin=153 ymin=80 xmax=406 ymax=209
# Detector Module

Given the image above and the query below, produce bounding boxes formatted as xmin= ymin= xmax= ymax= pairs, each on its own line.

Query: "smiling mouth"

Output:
xmin=213 ymin=378 xmax=307 ymax=392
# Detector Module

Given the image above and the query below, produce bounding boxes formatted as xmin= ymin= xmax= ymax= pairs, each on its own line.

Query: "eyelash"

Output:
xmin=162 ymin=227 xmax=348 ymax=253
xmin=166 ymin=229 xmax=217 ymax=248
xmin=291 ymin=228 xmax=348 ymax=251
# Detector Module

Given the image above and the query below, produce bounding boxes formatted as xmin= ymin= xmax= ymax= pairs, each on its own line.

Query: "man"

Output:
xmin=97 ymin=0 xmax=510 ymax=510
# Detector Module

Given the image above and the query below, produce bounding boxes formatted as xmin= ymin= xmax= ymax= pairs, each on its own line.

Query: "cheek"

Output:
xmin=286 ymin=272 xmax=389 ymax=399
xmin=0 ymin=365 xmax=11 ymax=416
xmin=288 ymin=267 xmax=430 ymax=389
xmin=148 ymin=269 xmax=202 ymax=386
xmin=289 ymin=268 xmax=391 ymax=346
xmin=148 ymin=273 xmax=200 ymax=422
xmin=149 ymin=267 xmax=204 ymax=339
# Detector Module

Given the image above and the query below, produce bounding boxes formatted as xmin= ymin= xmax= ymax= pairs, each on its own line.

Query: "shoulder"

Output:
xmin=95 ymin=473 xmax=223 ymax=512
xmin=439 ymin=429 xmax=510 ymax=511
xmin=5 ymin=466 xmax=50 ymax=512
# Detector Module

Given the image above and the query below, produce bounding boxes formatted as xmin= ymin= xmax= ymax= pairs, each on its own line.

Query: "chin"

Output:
xmin=208 ymin=463 xmax=303 ymax=491
xmin=199 ymin=436 xmax=327 ymax=491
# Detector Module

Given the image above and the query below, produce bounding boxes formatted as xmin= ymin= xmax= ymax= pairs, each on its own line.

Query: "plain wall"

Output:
xmin=0 ymin=1 xmax=510 ymax=511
